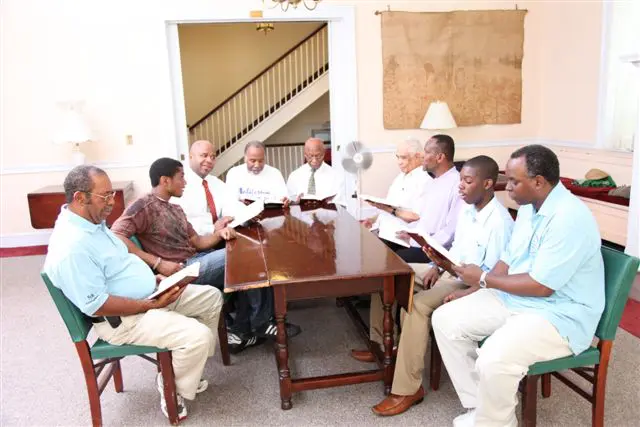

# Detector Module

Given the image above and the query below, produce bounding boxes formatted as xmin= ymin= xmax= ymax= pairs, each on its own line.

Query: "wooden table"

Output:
xmin=225 ymin=205 xmax=414 ymax=409
xmin=27 ymin=181 xmax=134 ymax=229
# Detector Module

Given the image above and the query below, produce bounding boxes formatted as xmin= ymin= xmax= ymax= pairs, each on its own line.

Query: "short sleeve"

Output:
xmin=111 ymin=198 xmax=149 ymax=238
xmin=50 ymin=253 xmax=109 ymax=316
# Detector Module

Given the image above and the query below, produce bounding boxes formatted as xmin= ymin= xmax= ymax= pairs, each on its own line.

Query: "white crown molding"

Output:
xmin=0 ymin=161 xmax=149 ymax=175
xmin=0 ymin=231 xmax=52 ymax=248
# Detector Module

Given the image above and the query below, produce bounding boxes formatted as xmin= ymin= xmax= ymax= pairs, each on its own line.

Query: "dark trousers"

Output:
xmin=382 ymin=239 xmax=431 ymax=263
xmin=230 ymin=287 xmax=274 ymax=336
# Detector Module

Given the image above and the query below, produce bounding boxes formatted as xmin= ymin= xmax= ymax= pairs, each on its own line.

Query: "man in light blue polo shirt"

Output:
xmin=44 ymin=165 xmax=223 ymax=421
xmin=432 ymin=145 xmax=604 ymax=427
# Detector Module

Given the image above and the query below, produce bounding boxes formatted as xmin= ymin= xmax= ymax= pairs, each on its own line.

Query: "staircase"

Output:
xmin=188 ymin=24 xmax=329 ymax=176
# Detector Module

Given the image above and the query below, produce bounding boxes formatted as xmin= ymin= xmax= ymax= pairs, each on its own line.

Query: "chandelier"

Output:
xmin=256 ymin=22 xmax=275 ymax=35
xmin=264 ymin=0 xmax=322 ymax=11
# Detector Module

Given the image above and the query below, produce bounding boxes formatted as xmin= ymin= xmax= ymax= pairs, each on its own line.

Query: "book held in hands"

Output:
xmin=404 ymin=229 xmax=461 ymax=276
xmin=147 ymin=262 xmax=200 ymax=300
xmin=228 ymin=200 xmax=265 ymax=228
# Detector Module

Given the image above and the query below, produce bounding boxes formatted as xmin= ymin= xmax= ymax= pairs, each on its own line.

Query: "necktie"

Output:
xmin=202 ymin=180 xmax=218 ymax=224
xmin=307 ymin=169 xmax=316 ymax=195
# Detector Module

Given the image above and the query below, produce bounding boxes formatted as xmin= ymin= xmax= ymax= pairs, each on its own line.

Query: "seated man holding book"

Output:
xmin=371 ymin=155 xmax=514 ymax=416
xmin=287 ymin=137 xmax=346 ymax=206
xmin=432 ymin=145 xmax=605 ymax=427
xmin=111 ymin=158 xmax=277 ymax=354
xmin=352 ymin=135 xmax=463 ymax=362
xmin=44 ymin=165 xmax=222 ymax=420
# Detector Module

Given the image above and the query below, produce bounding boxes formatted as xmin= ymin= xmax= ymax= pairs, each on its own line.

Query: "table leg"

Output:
xmin=273 ymin=286 xmax=292 ymax=410
xmin=382 ymin=276 xmax=395 ymax=395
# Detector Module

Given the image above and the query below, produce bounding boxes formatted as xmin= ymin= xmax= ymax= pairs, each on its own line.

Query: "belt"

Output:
xmin=89 ymin=316 xmax=122 ymax=328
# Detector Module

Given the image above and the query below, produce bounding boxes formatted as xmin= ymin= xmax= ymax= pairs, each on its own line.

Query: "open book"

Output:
xmin=405 ymin=230 xmax=461 ymax=276
xmin=300 ymin=193 xmax=335 ymax=203
xmin=358 ymin=194 xmax=405 ymax=211
xmin=147 ymin=262 xmax=200 ymax=300
xmin=378 ymin=214 xmax=411 ymax=248
xmin=228 ymin=200 xmax=264 ymax=228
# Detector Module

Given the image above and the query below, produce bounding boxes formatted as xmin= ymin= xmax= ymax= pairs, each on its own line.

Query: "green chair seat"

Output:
xmin=527 ymin=346 xmax=600 ymax=376
xmin=90 ymin=339 xmax=167 ymax=360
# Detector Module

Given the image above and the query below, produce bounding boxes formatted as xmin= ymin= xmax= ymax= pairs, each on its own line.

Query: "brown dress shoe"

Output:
xmin=371 ymin=386 xmax=425 ymax=416
xmin=351 ymin=349 xmax=376 ymax=363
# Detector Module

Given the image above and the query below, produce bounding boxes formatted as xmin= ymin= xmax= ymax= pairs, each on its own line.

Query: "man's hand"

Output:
xmin=282 ymin=197 xmax=291 ymax=208
xmin=156 ymin=260 xmax=183 ymax=277
xmin=422 ymin=266 xmax=441 ymax=289
xmin=443 ymin=286 xmax=479 ymax=303
xmin=152 ymin=285 xmax=186 ymax=308
xmin=217 ymin=227 xmax=237 ymax=241
xmin=214 ymin=216 xmax=234 ymax=231
xmin=368 ymin=201 xmax=392 ymax=214
xmin=395 ymin=230 xmax=410 ymax=244
xmin=452 ymin=264 xmax=483 ymax=286
xmin=361 ymin=218 xmax=374 ymax=229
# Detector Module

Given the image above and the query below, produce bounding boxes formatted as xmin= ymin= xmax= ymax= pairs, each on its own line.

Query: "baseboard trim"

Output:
xmin=0 ymin=231 xmax=52 ymax=248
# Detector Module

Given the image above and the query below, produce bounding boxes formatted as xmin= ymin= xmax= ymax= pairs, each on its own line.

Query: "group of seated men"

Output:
xmin=44 ymin=135 xmax=605 ymax=426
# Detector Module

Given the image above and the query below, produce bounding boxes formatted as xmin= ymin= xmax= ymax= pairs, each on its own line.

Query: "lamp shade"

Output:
xmin=420 ymin=101 xmax=457 ymax=130
xmin=53 ymin=108 xmax=91 ymax=145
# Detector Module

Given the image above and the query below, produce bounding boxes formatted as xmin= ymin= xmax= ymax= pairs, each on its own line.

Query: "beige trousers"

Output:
xmin=432 ymin=289 xmax=572 ymax=427
xmin=391 ymin=270 xmax=467 ymax=395
xmin=93 ymin=285 xmax=223 ymax=400
xmin=369 ymin=263 xmax=456 ymax=347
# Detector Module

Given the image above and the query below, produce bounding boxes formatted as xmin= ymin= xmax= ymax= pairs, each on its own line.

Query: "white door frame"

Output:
xmin=164 ymin=4 xmax=358 ymax=211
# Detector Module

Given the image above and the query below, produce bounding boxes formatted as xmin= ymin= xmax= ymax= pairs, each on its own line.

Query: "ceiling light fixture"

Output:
xmin=256 ymin=22 xmax=275 ymax=35
xmin=264 ymin=0 xmax=322 ymax=12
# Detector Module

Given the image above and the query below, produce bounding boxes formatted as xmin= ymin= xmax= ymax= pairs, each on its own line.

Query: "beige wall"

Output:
xmin=0 ymin=0 xmax=632 ymax=242
xmin=264 ymin=93 xmax=330 ymax=145
xmin=179 ymin=22 xmax=324 ymax=126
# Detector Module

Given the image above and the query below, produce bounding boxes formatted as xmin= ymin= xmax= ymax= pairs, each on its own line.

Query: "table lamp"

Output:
xmin=420 ymin=101 xmax=457 ymax=130
xmin=53 ymin=103 xmax=92 ymax=165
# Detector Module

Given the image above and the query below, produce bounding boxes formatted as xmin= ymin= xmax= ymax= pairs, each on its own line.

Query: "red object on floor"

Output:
xmin=0 ymin=245 xmax=48 ymax=258
xmin=620 ymin=298 xmax=640 ymax=339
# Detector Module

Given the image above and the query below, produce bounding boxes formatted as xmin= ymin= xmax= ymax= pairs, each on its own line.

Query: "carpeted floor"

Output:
xmin=2 ymin=255 xmax=640 ymax=426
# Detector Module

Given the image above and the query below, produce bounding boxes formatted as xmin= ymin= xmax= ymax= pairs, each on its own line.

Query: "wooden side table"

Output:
xmin=27 ymin=181 xmax=134 ymax=229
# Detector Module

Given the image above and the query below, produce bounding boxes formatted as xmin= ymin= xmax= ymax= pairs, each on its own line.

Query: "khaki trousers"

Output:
xmin=432 ymin=289 xmax=572 ymax=427
xmin=369 ymin=263 xmax=460 ymax=347
xmin=391 ymin=269 xmax=467 ymax=395
xmin=93 ymin=285 xmax=223 ymax=400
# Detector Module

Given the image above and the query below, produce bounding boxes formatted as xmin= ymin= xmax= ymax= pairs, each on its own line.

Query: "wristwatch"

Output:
xmin=392 ymin=207 xmax=397 ymax=216
xmin=479 ymin=271 xmax=488 ymax=288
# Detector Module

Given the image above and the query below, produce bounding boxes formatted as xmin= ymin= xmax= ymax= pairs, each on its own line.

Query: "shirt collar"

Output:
xmin=306 ymin=162 xmax=325 ymax=172
xmin=59 ymin=205 xmax=105 ymax=233
xmin=470 ymin=196 xmax=498 ymax=225
xmin=536 ymin=182 xmax=568 ymax=217
xmin=434 ymin=166 xmax=458 ymax=181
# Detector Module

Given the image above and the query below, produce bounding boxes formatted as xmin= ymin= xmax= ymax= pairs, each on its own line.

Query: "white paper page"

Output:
xmin=147 ymin=262 xmax=200 ymax=299
xmin=378 ymin=214 xmax=410 ymax=248
xmin=228 ymin=200 xmax=264 ymax=228
xmin=406 ymin=230 xmax=461 ymax=267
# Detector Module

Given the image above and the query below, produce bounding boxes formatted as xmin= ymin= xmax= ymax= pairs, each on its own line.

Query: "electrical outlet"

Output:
xmin=126 ymin=135 xmax=133 ymax=145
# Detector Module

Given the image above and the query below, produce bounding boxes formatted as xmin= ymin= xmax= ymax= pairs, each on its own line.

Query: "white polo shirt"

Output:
xmin=171 ymin=164 xmax=245 ymax=235
xmin=287 ymin=162 xmax=346 ymax=205
xmin=225 ymin=163 xmax=288 ymax=201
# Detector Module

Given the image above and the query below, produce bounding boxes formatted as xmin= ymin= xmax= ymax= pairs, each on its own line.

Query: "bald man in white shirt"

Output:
xmin=287 ymin=137 xmax=346 ymax=205
xmin=225 ymin=141 xmax=289 ymax=203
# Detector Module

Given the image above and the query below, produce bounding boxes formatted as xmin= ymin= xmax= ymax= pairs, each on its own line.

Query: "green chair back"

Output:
xmin=596 ymin=246 xmax=640 ymax=341
xmin=41 ymin=272 xmax=92 ymax=343
xmin=130 ymin=235 xmax=143 ymax=250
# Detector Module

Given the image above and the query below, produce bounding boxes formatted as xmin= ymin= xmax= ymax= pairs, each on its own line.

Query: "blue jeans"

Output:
xmin=186 ymin=248 xmax=273 ymax=335
xmin=186 ymin=248 xmax=226 ymax=290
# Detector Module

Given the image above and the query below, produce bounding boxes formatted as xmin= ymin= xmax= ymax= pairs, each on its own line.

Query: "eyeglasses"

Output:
xmin=86 ymin=191 xmax=117 ymax=202
xmin=305 ymin=154 xmax=325 ymax=160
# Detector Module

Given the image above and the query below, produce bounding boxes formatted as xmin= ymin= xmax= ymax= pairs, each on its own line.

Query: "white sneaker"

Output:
xmin=453 ymin=409 xmax=476 ymax=427
xmin=160 ymin=394 xmax=187 ymax=421
xmin=156 ymin=372 xmax=208 ymax=395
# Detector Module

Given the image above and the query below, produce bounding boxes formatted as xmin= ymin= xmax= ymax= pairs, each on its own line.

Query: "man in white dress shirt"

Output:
xmin=171 ymin=140 xmax=275 ymax=354
xmin=352 ymin=134 xmax=464 ymax=363
xmin=225 ymin=141 xmax=289 ymax=202
xmin=371 ymin=155 xmax=514 ymax=417
xmin=363 ymin=138 xmax=431 ymax=229
xmin=287 ymin=137 xmax=345 ymax=204
xmin=173 ymin=140 xmax=244 ymax=235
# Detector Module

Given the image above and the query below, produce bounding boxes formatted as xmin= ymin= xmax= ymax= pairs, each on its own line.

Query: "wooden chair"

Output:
xmin=129 ymin=235 xmax=231 ymax=366
xmin=429 ymin=246 xmax=640 ymax=427
xmin=41 ymin=273 xmax=181 ymax=426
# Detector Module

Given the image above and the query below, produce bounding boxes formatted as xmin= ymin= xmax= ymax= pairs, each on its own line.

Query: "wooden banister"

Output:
xmin=189 ymin=23 xmax=328 ymax=130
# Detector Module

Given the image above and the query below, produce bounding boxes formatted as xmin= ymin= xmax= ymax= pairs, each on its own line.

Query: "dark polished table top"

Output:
xmin=225 ymin=205 xmax=412 ymax=292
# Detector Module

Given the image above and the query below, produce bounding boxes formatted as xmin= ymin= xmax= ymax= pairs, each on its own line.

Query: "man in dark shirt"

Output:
xmin=112 ymin=158 xmax=273 ymax=353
